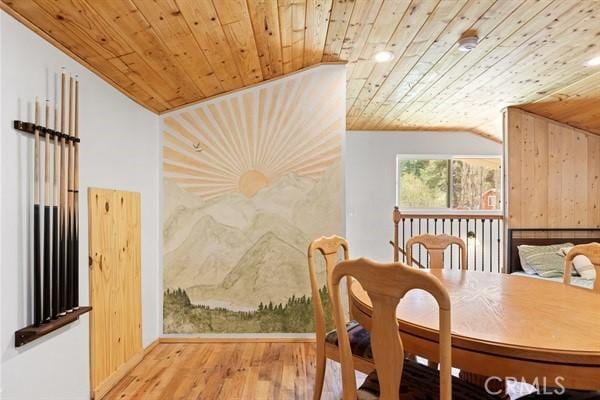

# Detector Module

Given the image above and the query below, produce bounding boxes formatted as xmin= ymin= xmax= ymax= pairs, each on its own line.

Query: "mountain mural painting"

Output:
xmin=161 ymin=65 xmax=345 ymax=333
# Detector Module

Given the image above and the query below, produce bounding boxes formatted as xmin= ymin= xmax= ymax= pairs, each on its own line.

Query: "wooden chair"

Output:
xmin=564 ymin=243 xmax=600 ymax=293
xmin=307 ymin=236 xmax=374 ymax=400
xmin=406 ymin=234 xmax=466 ymax=367
xmin=406 ymin=234 xmax=467 ymax=269
xmin=521 ymin=240 xmax=599 ymax=400
xmin=331 ymin=258 xmax=498 ymax=400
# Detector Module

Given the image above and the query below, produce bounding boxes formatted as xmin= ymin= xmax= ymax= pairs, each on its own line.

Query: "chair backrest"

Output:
xmin=563 ymin=243 xmax=600 ymax=293
xmin=331 ymin=258 xmax=452 ymax=400
xmin=406 ymin=234 xmax=467 ymax=269
xmin=307 ymin=236 xmax=351 ymax=345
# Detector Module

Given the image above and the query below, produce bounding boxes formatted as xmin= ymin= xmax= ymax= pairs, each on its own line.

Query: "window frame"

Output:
xmin=395 ymin=154 xmax=503 ymax=215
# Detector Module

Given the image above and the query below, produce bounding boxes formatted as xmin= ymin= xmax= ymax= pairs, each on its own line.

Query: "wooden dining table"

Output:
xmin=349 ymin=269 xmax=600 ymax=390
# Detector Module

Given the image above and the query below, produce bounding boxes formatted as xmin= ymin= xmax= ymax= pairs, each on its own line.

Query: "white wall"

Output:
xmin=1 ymin=11 xmax=160 ymax=400
xmin=345 ymin=131 xmax=502 ymax=263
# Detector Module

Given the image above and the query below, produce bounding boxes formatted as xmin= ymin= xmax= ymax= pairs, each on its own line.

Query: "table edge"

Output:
xmin=350 ymin=281 xmax=600 ymax=366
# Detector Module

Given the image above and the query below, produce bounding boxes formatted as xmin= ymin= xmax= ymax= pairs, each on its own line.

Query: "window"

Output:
xmin=397 ymin=156 xmax=501 ymax=211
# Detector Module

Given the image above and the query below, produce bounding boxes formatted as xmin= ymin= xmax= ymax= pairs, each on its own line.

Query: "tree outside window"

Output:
xmin=397 ymin=157 xmax=501 ymax=211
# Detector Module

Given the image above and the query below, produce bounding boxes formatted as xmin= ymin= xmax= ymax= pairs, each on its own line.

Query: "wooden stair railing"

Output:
xmin=392 ymin=207 xmax=504 ymax=272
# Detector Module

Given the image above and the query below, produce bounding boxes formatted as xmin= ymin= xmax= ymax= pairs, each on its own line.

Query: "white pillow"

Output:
xmin=559 ymin=246 xmax=596 ymax=280
xmin=572 ymin=254 xmax=596 ymax=280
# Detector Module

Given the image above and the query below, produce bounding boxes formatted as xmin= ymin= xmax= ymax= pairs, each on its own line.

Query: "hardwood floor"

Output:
xmin=104 ymin=342 xmax=363 ymax=400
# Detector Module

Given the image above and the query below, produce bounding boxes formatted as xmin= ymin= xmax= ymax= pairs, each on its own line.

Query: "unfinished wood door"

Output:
xmin=89 ymin=188 xmax=141 ymax=395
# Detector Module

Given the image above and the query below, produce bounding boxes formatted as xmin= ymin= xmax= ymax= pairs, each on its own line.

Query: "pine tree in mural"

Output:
xmin=163 ymin=286 xmax=334 ymax=334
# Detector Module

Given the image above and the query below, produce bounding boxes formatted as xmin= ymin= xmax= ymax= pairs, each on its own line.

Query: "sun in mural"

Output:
xmin=162 ymin=69 xmax=345 ymax=200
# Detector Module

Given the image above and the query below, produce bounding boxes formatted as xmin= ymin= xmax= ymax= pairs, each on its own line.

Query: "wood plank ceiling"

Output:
xmin=2 ymin=0 xmax=600 ymax=140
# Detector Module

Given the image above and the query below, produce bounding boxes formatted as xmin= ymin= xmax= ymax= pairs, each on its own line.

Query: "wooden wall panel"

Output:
xmin=588 ymin=134 xmax=600 ymax=224
xmin=89 ymin=188 xmax=142 ymax=394
xmin=505 ymin=108 xmax=600 ymax=229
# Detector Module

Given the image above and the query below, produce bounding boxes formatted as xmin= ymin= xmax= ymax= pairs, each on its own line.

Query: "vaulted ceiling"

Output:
xmin=2 ymin=0 xmax=600 ymax=140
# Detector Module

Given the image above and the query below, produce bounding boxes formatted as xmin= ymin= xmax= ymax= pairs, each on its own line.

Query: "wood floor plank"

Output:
xmin=104 ymin=342 xmax=365 ymax=400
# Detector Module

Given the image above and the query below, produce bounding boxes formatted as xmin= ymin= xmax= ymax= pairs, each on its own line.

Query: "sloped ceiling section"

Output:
xmin=2 ymin=0 xmax=600 ymax=140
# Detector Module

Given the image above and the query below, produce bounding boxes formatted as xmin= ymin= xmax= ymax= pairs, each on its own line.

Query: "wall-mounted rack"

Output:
xmin=15 ymin=306 xmax=91 ymax=347
xmin=12 ymin=115 xmax=89 ymax=347
xmin=13 ymin=120 xmax=81 ymax=142
xmin=13 ymin=73 xmax=86 ymax=348
xmin=13 ymin=116 xmax=90 ymax=348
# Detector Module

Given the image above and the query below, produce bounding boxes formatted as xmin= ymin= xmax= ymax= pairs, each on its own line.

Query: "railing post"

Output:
xmin=393 ymin=206 xmax=401 ymax=262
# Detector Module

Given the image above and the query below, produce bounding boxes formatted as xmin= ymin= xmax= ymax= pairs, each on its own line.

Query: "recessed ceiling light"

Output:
xmin=586 ymin=56 xmax=600 ymax=66
xmin=373 ymin=50 xmax=394 ymax=63
xmin=457 ymin=35 xmax=479 ymax=52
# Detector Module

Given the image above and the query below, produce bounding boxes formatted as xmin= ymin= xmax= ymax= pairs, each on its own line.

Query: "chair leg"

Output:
xmin=313 ymin=343 xmax=326 ymax=400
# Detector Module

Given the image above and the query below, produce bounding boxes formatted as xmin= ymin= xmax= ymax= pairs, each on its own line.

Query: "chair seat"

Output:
xmin=325 ymin=320 xmax=372 ymax=360
xmin=357 ymin=359 xmax=501 ymax=400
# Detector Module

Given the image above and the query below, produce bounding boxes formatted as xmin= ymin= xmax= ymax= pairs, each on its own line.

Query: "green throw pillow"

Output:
xmin=517 ymin=243 xmax=574 ymax=278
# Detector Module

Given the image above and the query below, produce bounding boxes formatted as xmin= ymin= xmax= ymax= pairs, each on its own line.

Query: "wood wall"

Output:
xmin=505 ymin=108 xmax=600 ymax=229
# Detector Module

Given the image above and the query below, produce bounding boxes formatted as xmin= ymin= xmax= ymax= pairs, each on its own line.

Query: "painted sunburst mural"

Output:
xmin=163 ymin=66 xmax=345 ymax=201
xmin=162 ymin=65 xmax=346 ymax=334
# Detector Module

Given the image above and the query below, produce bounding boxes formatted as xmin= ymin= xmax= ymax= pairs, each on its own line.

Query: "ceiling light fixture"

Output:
xmin=373 ymin=50 xmax=394 ymax=63
xmin=586 ymin=56 xmax=600 ymax=66
xmin=457 ymin=35 xmax=479 ymax=52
